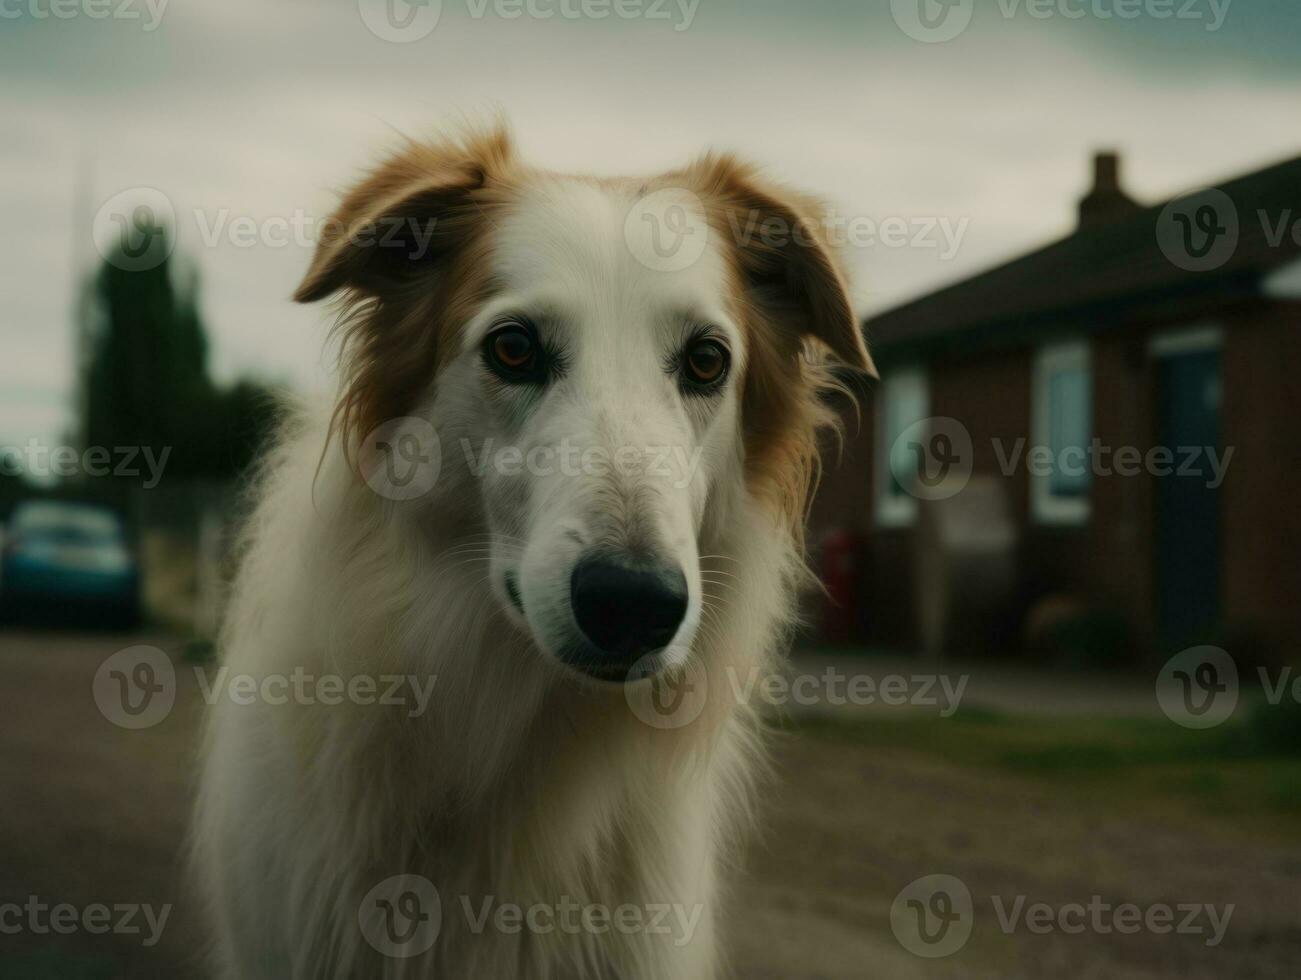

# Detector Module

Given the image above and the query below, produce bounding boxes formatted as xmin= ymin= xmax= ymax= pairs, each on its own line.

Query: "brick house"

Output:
xmin=811 ymin=152 xmax=1301 ymax=660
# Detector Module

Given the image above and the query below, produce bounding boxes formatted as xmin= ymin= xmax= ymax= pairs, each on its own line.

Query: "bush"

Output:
xmin=1248 ymin=696 xmax=1301 ymax=754
xmin=1026 ymin=597 xmax=1133 ymax=669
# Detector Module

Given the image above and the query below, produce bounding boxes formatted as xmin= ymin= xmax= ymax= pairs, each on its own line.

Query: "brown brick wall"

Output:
xmin=1220 ymin=303 xmax=1301 ymax=656
xmin=1085 ymin=333 xmax=1155 ymax=636
xmin=808 ymin=303 xmax=1300 ymax=657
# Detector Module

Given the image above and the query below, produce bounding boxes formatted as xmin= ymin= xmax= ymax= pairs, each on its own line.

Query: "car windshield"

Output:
xmin=9 ymin=502 xmax=125 ymax=544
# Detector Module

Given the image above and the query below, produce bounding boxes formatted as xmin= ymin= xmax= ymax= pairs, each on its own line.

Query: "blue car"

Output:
xmin=0 ymin=501 xmax=141 ymax=629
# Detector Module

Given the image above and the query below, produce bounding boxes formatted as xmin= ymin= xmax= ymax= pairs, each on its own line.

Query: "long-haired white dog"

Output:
xmin=193 ymin=125 xmax=872 ymax=979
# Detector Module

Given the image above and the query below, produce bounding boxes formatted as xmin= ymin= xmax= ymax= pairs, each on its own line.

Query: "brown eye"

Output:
xmin=484 ymin=322 xmax=542 ymax=381
xmin=683 ymin=339 xmax=730 ymax=390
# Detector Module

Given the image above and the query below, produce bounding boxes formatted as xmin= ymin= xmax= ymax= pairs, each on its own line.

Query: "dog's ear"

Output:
xmin=294 ymin=128 xmax=512 ymax=303
xmin=297 ymin=128 xmax=513 ymax=457
xmin=692 ymin=156 xmax=876 ymax=379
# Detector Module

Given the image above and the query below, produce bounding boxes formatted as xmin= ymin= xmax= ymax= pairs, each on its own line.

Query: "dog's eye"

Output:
xmin=682 ymin=338 xmax=730 ymax=391
xmin=484 ymin=322 xmax=543 ymax=382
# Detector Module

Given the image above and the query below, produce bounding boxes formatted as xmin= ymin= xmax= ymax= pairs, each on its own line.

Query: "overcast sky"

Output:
xmin=2 ymin=0 xmax=1299 ymax=447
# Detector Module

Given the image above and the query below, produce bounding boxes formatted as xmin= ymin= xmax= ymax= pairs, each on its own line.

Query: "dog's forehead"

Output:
xmin=492 ymin=175 xmax=735 ymax=319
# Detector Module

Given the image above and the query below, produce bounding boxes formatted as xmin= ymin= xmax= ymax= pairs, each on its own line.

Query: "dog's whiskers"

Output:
xmin=699 ymin=576 xmax=740 ymax=594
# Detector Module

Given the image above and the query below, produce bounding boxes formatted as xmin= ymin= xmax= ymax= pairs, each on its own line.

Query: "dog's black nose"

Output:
xmin=570 ymin=556 xmax=688 ymax=665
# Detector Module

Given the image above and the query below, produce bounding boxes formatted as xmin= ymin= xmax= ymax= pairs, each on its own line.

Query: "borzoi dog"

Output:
xmin=193 ymin=125 xmax=872 ymax=980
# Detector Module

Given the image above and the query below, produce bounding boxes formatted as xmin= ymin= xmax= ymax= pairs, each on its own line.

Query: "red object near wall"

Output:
xmin=819 ymin=528 xmax=865 ymax=644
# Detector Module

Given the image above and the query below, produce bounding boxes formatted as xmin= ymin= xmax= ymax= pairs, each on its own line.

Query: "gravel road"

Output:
xmin=1 ymin=631 xmax=1295 ymax=979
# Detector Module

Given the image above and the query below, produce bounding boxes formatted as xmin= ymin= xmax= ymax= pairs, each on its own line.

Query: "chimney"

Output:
xmin=1078 ymin=151 xmax=1138 ymax=228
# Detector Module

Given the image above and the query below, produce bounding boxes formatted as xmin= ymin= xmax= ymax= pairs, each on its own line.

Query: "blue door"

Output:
xmin=1154 ymin=347 xmax=1222 ymax=647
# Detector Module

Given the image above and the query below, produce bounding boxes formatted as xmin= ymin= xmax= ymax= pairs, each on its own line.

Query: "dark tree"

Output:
xmin=79 ymin=223 xmax=278 ymax=485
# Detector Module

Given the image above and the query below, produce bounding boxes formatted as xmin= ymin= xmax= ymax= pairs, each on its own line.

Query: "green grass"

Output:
xmin=785 ymin=707 xmax=1301 ymax=826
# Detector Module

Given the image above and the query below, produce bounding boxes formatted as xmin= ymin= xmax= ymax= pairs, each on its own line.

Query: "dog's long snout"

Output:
xmin=570 ymin=555 xmax=688 ymax=667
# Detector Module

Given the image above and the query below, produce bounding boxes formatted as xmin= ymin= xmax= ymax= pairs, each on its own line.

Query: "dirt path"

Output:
xmin=0 ymin=631 xmax=1295 ymax=978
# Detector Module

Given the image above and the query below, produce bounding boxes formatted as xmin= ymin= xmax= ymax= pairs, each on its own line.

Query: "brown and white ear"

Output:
xmin=695 ymin=156 xmax=877 ymax=379
xmin=294 ymin=128 xmax=512 ymax=303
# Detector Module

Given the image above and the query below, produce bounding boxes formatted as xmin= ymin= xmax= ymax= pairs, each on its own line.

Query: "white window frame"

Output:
xmin=875 ymin=366 xmax=929 ymax=528
xmin=1031 ymin=339 xmax=1092 ymax=526
xmin=1264 ymin=256 xmax=1301 ymax=299
xmin=1147 ymin=323 xmax=1223 ymax=358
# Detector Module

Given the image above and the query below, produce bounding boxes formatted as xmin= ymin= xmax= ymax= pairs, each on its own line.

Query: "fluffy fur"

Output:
xmin=192 ymin=125 xmax=872 ymax=980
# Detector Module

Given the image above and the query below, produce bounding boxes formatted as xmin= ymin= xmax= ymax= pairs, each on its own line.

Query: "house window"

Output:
xmin=1032 ymin=340 xmax=1092 ymax=525
xmin=875 ymin=366 xmax=929 ymax=527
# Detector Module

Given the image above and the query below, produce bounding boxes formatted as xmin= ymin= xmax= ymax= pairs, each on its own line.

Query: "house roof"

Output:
xmin=863 ymin=154 xmax=1301 ymax=357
